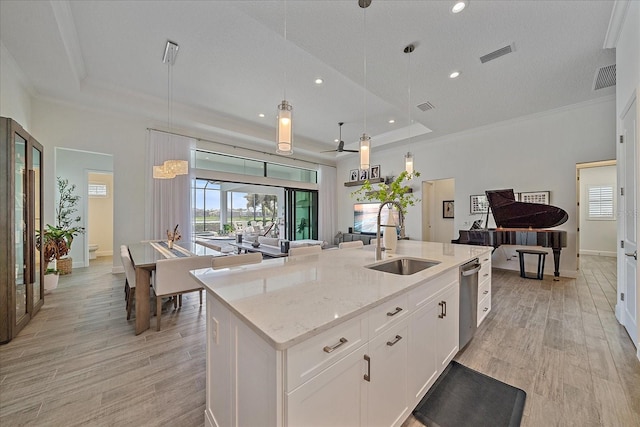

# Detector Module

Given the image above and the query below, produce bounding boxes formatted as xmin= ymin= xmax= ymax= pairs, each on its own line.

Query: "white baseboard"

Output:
xmin=96 ymin=250 xmax=113 ymax=257
xmin=112 ymin=266 xmax=124 ymax=274
xmin=580 ymin=250 xmax=616 ymax=257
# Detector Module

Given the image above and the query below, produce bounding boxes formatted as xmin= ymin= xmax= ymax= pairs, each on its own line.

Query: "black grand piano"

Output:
xmin=454 ymin=189 xmax=568 ymax=278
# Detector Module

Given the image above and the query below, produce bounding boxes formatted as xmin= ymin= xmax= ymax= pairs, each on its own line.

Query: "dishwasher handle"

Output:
xmin=461 ymin=263 xmax=481 ymax=277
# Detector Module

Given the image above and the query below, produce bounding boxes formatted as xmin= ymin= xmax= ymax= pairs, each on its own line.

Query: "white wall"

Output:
xmin=88 ymin=172 xmax=114 ymax=258
xmin=31 ymin=99 xmax=150 ymax=270
xmin=579 ymin=165 xmax=617 ymax=256
xmin=0 ymin=43 xmax=32 ymax=131
xmin=337 ymin=97 xmax=616 ymax=277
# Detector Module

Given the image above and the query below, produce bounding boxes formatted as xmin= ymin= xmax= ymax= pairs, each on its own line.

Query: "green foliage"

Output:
xmin=35 ymin=177 xmax=85 ymax=269
xmin=351 ymin=171 xmax=421 ymax=215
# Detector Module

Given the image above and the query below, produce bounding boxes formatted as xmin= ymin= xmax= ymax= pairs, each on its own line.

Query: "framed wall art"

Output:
xmin=443 ymin=200 xmax=454 ymax=218
xmin=370 ymin=165 xmax=380 ymax=179
xmin=470 ymin=194 xmax=490 ymax=214
xmin=349 ymin=169 xmax=359 ymax=182
xmin=520 ymin=191 xmax=550 ymax=205
xmin=359 ymin=168 xmax=369 ymax=181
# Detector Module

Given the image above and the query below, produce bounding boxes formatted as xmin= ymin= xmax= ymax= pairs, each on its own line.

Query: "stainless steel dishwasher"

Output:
xmin=459 ymin=258 xmax=482 ymax=350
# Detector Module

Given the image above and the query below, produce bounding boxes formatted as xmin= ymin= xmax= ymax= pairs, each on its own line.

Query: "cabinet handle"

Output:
xmin=323 ymin=337 xmax=348 ymax=353
xmin=483 ymin=258 xmax=489 ymax=262
xmin=386 ymin=335 xmax=403 ymax=347
xmin=438 ymin=301 xmax=446 ymax=318
xmin=483 ymin=273 xmax=489 ymax=278
xmin=483 ymin=307 xmax=489 ymax=312
xmin=386 ymin=307 xmax=403 ymax=317
xmin=364 ymin=354 xmax=371 ymax=382
xmin=483 ymin=290 xmax=489 ymax=295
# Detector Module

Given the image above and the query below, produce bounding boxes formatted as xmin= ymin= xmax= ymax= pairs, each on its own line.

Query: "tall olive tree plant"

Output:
xmin=36 ymin=177 xmax=85 ymax=272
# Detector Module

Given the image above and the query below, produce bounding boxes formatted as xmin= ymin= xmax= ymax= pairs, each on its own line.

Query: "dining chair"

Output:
xmin=288 ymin=245 xmax=322 ymax=257
xmin=120 ymin=245 xmax=138 ymax=320
xmin=153 ymin=255 xmax=213 ymax=331
xmin=211 ymin=252 xmax=262 ymax=269
xmin=339 ymin=240 xmax=364 ymax=249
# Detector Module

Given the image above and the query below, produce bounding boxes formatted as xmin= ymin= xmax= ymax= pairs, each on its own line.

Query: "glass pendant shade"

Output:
xmin=404 ymin=152 xmax=414 ymax=174
xmin=164 ymin=159 xmax=188 ymax=175
xmin=359 ymin=134 xmax=370 ymax=170
xmin=277 ymin=100 xmax=293 ymax=155
xmin=153 ymin=165 xmax=175 ymax=179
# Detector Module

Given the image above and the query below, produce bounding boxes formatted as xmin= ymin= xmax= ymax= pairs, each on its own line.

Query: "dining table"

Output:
xmin=127 ymin=240 xmax=225 ymax=334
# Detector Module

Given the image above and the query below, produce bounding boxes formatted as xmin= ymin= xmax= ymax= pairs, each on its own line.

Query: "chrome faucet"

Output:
xmin=376 ymin=201 xmax=405 ymax=261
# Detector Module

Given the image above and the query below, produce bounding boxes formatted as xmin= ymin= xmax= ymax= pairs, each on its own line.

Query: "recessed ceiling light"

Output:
xmin=449 ymin=71 xmax=461 ymax=79
xmin=388 ymin=119 xmax=395 ymax=124
xmin=258 ymin=113 xmax=265 ymax=118
xmin=315 ymin=78 xmax=324 ymax=85
xmin=334 ymin=139 xmax=339 ymax=143
xmin=452 ymin=1 xmax=467 ymax=13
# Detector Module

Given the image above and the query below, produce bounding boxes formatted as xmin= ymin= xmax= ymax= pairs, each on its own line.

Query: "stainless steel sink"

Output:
xmin=366 ymin=257 xmax=440 ymax=275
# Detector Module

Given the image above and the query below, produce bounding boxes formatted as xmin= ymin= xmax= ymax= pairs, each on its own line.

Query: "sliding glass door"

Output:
xmin=286 ymin=189 xmax=318 ymax=241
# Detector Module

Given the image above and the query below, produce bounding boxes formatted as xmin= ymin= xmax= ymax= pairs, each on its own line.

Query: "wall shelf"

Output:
xmin=344 ymin=178 xmax=384 ymax=187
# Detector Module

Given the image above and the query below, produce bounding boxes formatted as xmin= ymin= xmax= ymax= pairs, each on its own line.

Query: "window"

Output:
xmin=88 ymin=182 xmax=108 ymax=197
xmin=587 ymin=185 xmax=614 ymax=219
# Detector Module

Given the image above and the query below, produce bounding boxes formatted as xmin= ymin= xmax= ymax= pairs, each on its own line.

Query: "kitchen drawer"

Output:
xmin=408 ymin=269 xmax=457 ymax=310
xmin=369 ymin=292 xmax=409 ymax=336
xmin=478 ymin=292 xmax=491 ymax=326
xmin=478 ymin=261 xmax=491 ymax=284
xmin=286 ymin=313 xmax=369 ymax=392
xmin=478 ymin=277 xmax=491 ymax=302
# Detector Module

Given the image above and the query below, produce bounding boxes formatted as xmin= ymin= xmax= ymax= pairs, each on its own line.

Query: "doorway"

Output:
xmin=87 ymin=171 xmax=114 ymax=264
xmin=421 ymin=178 xmax=455 ymax=243
xmin=576 ymin=160 xmax=617 ymax=262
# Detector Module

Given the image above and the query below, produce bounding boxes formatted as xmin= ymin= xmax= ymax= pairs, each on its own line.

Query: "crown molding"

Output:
xmin=50 ymin=0 xmax=86 ymax=87
xmin=603 ymin=0 xmax=630 ymax=49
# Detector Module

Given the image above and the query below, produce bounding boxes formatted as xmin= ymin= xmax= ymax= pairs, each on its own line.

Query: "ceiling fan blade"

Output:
xmin=320 ymin=149 xmax=338 ymax=153
xmin=342 ymin=149 xmax=359 ymax=153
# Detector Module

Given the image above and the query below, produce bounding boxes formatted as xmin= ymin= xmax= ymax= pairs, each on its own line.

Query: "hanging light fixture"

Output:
xmin=154 ymin=40 xmax=188 ymax=179
xmin=359 ymin=0 xmax=372 ymax=170
xmin=276 ymin=0 xmax=293 ymax=155
xmin=404 ymin=43 xmax=416 ymax=174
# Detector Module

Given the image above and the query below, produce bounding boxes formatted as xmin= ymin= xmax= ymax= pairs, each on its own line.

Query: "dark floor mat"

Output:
xmin=413 ymin=361 xmax=526 ymax=427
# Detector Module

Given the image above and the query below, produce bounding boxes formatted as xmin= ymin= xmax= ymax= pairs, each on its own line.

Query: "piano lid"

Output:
xmin=486 ymin=189 xmax=568 ymax=229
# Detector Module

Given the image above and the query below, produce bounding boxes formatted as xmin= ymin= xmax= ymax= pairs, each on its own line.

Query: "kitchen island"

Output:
xmin=192 ymin=240 xmax=492 ymax=427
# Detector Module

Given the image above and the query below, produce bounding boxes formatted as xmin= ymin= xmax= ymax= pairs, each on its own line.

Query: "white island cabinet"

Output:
xmin=192 ymin=241 xmax=491 ymax=427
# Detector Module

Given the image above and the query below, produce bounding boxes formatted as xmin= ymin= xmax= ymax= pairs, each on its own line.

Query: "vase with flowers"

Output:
xmin=167 ymin=224 xmax=181 ymax=249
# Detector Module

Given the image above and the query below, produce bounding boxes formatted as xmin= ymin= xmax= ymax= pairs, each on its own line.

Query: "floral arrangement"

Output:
xmin=167 ymin=224 xmax=181 ymax=243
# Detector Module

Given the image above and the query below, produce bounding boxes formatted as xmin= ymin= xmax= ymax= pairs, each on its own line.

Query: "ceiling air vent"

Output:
xmin=417 ymin=101 xmax=435 ymax=112
xmin=594 ymin=64 xmax=616 ymax=90
xmin=480 ymin=43 xmax=515 ymax=64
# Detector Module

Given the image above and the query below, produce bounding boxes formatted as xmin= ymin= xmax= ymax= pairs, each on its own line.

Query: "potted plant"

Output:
xmin=351 ymin=170 xmax=420 ymax=251
xmin=36 ymin=177 xmax=85 ymax=275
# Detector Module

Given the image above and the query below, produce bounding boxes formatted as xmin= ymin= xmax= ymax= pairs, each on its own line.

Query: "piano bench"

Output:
xmin=516 ymin=249 xmax=547 ymax=280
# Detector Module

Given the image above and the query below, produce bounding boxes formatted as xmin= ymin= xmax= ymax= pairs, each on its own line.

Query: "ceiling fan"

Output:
xmin=321 ymin=122 xmax=359 ymax=153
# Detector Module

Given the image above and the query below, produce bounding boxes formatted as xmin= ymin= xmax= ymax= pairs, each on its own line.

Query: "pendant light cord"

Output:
xmin=283 ymin=0 xmax=288 ymax=100
xmin=407 ymin=46 xmax=411 ymax=147
xmin=363 ymin=7 xmax=367 ymax=133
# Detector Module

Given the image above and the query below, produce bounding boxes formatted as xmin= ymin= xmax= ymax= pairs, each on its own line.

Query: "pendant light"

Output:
xmin=154 ymin=40 xmax=188 ymax=179
xmin=359 ymin=0 xmax=372 ymax=170
xmin=404 ymin=43 xmax=415 ymax=174
xmin=276 ymin=0 xmax=293 ymax=155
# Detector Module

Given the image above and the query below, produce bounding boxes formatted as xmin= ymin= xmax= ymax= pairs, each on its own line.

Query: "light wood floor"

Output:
xmin=1 ymin=256 xmax=638 ymax=426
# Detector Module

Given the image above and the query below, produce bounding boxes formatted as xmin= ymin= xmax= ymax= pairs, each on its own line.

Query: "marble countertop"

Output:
xmin=191 ymin=240 xmax=491 ymax=350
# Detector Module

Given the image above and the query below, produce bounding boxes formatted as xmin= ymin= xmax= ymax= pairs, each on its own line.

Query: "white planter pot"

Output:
xmin=44 ymin=273 xmax=59 ymax=293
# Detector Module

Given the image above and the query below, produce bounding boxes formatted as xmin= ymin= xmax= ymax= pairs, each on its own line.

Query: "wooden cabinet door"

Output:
xmin=287 ymin=344 xmax=367 ymax=427
xmin=366 ymin=322 xmax=409 ymax=427
xmin=407 ymin=299 xmax=439 ymax=405
xmin=436 ymin=283 xmax=460 ymax=369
